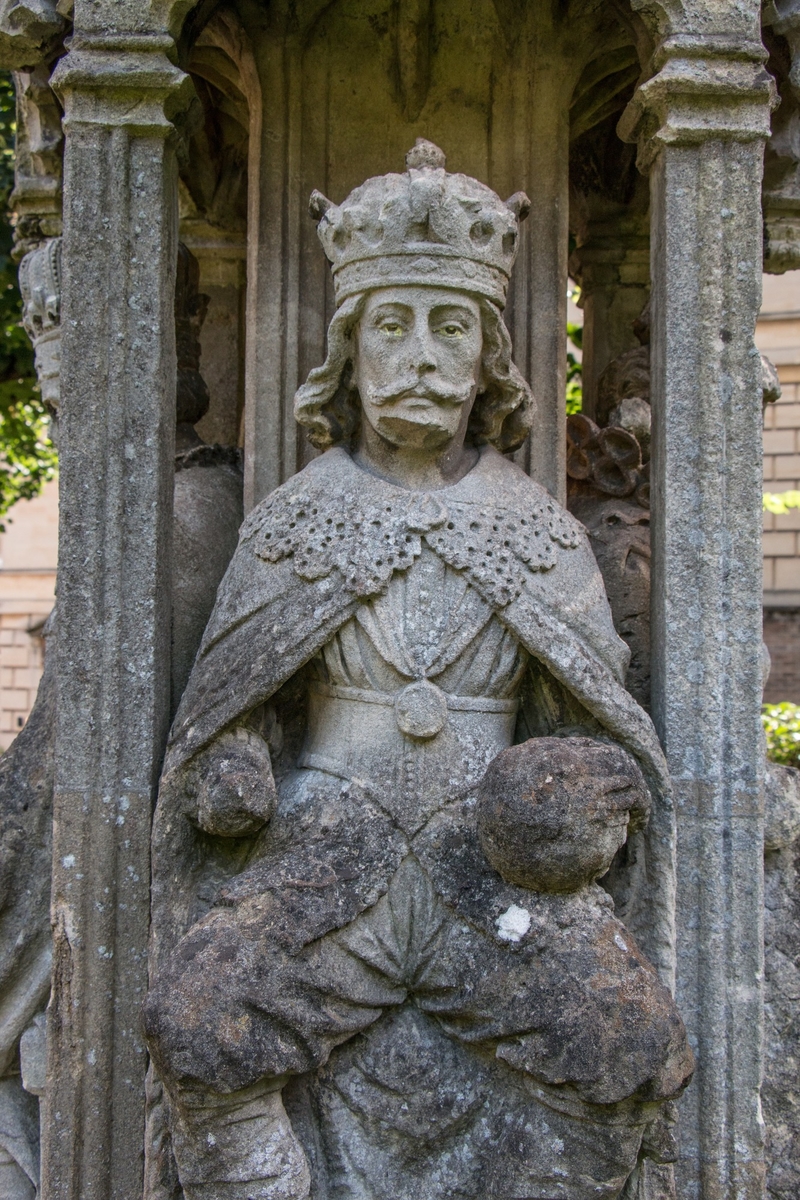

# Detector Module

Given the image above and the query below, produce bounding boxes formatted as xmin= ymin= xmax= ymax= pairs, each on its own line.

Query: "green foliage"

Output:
xmin=764 ymin=491 xmax=800 ymax=514
xmin=762 ymin=702 xmax=800 ymax=766
xmin=0 ymin=72 xmax=56 ymax=530
xmin=566 ymin=298 xmax=583 ymax=415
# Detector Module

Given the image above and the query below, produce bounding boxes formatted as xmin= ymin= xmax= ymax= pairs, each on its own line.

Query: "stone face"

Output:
xmin=18 ymin=236 xmax=61 ymax=413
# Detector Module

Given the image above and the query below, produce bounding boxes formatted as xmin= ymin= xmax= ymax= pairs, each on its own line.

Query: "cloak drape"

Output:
xmin=151 ymin=446 xmax=675 ymax=986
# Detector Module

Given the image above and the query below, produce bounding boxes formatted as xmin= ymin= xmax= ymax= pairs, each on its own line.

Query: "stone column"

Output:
xmin=11 ymin=64 xmax=63 ymax=259
xmin=44 ymin=33 xmax=191 ymax=1200
xmin=524 ymin=62 xmax=570 ymax=503
xmin=620 ymin=34 xmax=775 ymax=1200
xmin=762 ymin=0 xmax=800 ymax=273
xmin=569 ymin=199 xmax=650 ymax=420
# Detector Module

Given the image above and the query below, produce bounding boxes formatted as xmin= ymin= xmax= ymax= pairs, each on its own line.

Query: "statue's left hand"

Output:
xmin=192 ymin=727 xmax=278 ymax=837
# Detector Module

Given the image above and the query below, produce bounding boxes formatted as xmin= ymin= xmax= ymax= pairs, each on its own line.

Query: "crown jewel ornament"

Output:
xmin=309 ymin=139 xmax=530 ymax=309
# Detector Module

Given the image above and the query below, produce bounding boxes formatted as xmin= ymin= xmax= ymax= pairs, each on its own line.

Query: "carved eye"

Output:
xmin=381 ymin=321 xmax=404 ymax=337
xmin=438 ymin=323 xmax=464 ymax=338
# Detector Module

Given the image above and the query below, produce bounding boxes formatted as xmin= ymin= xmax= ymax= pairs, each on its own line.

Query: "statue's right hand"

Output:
xmin=192 ymin=727 xmax=277 ymax=837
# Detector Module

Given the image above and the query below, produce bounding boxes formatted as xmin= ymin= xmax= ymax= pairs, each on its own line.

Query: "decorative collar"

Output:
xmin=241 ymin=447 xmax=582 ymax=609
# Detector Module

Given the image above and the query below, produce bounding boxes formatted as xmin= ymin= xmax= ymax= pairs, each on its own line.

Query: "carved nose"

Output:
xmin=409 ymin=331 xmax=436 ymax=372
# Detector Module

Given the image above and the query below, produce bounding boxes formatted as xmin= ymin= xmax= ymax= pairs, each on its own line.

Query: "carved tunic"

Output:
xmin=304 ymin=548 xmax=527 ymax=831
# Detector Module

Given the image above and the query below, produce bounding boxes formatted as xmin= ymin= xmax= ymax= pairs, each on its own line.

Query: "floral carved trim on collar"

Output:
xmin=241 ymin=473 xmax=583 ymax=608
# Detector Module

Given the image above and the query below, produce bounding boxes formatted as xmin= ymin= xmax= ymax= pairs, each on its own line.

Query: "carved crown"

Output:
xmin=310 ymin=140 xmax=530 ymax=309
xmin=19 ymin=236 xmax=61 ymax=343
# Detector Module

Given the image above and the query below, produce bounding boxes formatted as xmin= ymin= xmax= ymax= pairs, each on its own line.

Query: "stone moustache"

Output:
xmin=144 ymin=143 xmax=693 ymax=1200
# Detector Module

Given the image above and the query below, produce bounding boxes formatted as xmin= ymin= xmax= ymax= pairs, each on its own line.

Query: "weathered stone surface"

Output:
xmin=0 ymin=615 xmax=54 ymax=1199
xmin=19 ymin=236 xmax=61 ymax=413
xmin=0 ymin=1 xmax=777 ymax=1194
xmin=762 ymin=1 xmax=800 ymax=273
xmin=762 ymin=763 xmax=800 ymax=1199
xmin=569 ymin=490 xmax=652 ymax=712
xmin=12 ymin=64 xmax=63 ymax=257
xmin=42 ymin=37 xmax=192 ymax=1199
xmin=0 ymin=227 xmax=241 ymax=1200
xmin=567 ymin=412 xmax=646 ymax=501
xmin=0 ymin=0 xmax=64 ymax=71
xmin=597 ymin=344 xmax=651 ymax=430
xmin=171 ymin=457 xmax=243 ymax=709
xmin=171 ymin=242 xmax=243 ymax=710
xmin=477 ymin=735 xmax=650 ymax=892
xmin=621 ymin=34 xmax=773 ymax=1192
xmin=569 ymin=301 xmax=797 ymax=1197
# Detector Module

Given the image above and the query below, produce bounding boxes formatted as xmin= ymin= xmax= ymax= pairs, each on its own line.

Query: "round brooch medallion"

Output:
xmin=394 ymin=679 xmax=448 ymax=740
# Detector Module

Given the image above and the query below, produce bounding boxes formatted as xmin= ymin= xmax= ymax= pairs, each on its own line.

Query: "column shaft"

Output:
xmin=570 ymin=205 xmax=650 ymax=419
xmin=524 ymin=66 xmax=570 ymax=502
xmin=43 ymin=43 xmax=188 ymax=1200
xmin=649 ymin=127 xmax=768 ymax=1200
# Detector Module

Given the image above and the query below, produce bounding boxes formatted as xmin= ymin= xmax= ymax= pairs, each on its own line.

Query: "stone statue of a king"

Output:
xmin=144 ymin=140 xmax=693 ymax=1200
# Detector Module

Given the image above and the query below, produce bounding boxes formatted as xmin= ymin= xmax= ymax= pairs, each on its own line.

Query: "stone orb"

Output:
xmin=477 ymin=736 xmax=650 ymax=892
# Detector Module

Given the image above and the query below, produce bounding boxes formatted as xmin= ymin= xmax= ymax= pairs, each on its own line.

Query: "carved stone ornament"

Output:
xmin=18 ymin=235 xmax=60 ymax=411
xmin=0 ymin=0 xmax=65 ymax=71
xmin=246 ymin=475 xmax=583 ymax=606
xmin=567 ymin=307 xmax=783 ymax=714
xmin=144 ymin=143 xmax=692 ymax=1200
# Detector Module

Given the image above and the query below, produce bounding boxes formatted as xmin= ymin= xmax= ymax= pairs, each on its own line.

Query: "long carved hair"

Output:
xmin=294 ymin=292 xmax=534 ymax=453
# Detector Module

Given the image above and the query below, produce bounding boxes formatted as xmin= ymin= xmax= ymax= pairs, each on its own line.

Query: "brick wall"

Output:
xmin=763 ymin=608 xmax=800 ymax=703
xmin=0 ymin=479 xmax=58 ymax=751
xmin=763 ymin=379 xmax=800 ymax=599
xmin=0 ymin=613 xmax=45 ymax=750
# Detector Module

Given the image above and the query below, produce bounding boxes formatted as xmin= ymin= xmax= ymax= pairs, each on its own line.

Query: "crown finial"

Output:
xmin=405 ymin=139 xmax=446 ymax=170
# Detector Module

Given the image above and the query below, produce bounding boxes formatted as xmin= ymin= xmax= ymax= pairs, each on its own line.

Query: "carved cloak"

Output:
xmin=151 ymin=445 xmax=675 ymax=987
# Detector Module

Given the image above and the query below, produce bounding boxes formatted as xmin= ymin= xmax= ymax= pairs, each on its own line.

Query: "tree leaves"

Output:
xmin=0 ymin=72 xmax=56 ymax=531
xmin=763 ymin=703 xmax=800 ymax=766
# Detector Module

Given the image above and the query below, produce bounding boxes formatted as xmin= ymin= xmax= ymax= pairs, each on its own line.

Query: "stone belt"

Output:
xmin=310 ymin=679 xmax=518 ymax=739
